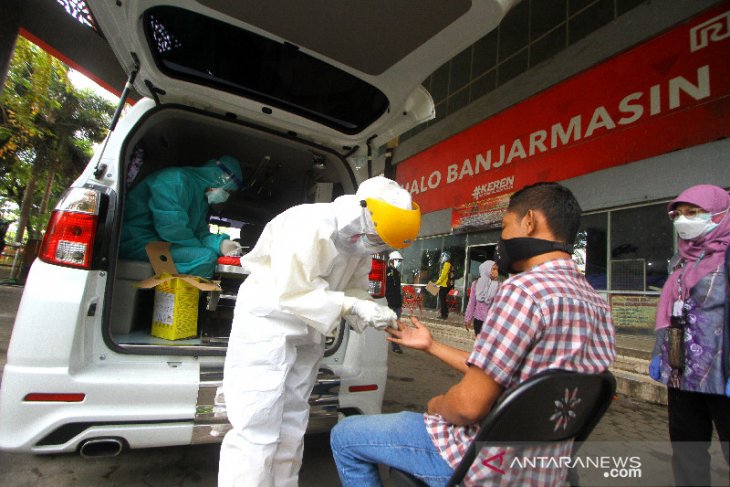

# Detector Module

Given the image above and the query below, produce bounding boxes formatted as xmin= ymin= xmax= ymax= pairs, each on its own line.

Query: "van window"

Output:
xmin=144 ymin=6 xmax=389 ymax=134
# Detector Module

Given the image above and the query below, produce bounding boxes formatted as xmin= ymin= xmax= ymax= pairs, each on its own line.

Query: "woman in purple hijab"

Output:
xmin=650 ymin=184 xmax=730 ymax=486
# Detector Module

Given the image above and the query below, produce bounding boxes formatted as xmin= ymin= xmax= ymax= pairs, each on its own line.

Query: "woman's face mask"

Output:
xmin=670 ymin=204 xmax=728 ymax=240
xmin=672 ymin=214 xmax=714 ymax=240
xmin=392 ymin=260 xmax=402 ymax=270
xmin=206 ymin=187 xmax=230 ymax=205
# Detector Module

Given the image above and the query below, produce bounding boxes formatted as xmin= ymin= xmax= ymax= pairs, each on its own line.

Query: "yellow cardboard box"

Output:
xmin=136 ymin=242 xmax=221 ymax=340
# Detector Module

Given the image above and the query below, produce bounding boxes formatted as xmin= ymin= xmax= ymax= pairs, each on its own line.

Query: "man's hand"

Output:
xmin=385 ymin=316 xmax=433 ymax=352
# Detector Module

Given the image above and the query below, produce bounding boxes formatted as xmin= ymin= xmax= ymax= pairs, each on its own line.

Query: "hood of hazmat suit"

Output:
xmin=356 ymin=176 xmax=420 ymax=250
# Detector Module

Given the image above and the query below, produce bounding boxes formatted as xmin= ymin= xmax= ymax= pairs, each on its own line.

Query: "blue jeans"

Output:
xmin=330 ymin=412 xmax=454 ymax=487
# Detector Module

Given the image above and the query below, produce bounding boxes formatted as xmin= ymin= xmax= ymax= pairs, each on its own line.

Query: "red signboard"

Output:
xmin=396 ymin=2 xmax=730 ymax=223
xmin=450 ymin=192 xmax=512 ymax=232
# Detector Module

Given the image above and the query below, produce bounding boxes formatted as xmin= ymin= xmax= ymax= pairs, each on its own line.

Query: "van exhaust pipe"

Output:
xmin=79 ymin=438 xmax=124 ymax=458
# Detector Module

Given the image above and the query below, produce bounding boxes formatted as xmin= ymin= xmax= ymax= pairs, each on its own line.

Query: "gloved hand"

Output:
xmin=345 ymin=299 xmax=398 ymax=331
xmin=649 ymin=356 xmax=662 ymax=381
xmin=220 ymin=239 xmax=242 ymax=256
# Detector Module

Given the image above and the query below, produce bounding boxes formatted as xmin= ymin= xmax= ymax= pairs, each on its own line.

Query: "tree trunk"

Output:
xmin=13 ymin=173 xmax=36 ymax=244
xmin=10 ymin=164 xmax=39 ymax=279
xmin=39 ymin=170 xmax=55 ymax=216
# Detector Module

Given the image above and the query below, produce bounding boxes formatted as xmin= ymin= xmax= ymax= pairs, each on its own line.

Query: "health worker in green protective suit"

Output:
xmin=120 ymin=155 xmax=244 ymax=278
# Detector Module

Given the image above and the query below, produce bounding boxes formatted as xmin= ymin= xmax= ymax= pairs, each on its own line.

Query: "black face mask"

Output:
xmin=494 ymin=237 xmax=574 ymax=274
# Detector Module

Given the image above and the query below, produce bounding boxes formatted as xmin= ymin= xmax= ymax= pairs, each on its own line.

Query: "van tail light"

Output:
xmin=368 ymin=257 xmax=386 ymax=298
xmin=39 ymin=188 xmax=100 ymax=269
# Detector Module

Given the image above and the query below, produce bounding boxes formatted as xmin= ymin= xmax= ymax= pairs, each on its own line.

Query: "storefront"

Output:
xmin=393 ymin=1 xmax=730 ymax=332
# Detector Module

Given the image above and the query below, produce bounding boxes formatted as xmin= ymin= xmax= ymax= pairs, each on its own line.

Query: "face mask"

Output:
xmin=673 ymin=213 xmax=718 ymax=240
xmin=439 ymin=254 xmax=449 ymax=264
xmin=494 ymin=237 xmax=573 ymax=274
xmin=343 ymin=233 xmax=390 ymax=255
xmin=361 ymin=234 xmax=390 ymax=254
xmin=206 ymin=187 xmax=229 ymax=205
xmin=393 ymin=260 xmax=402 ymax=270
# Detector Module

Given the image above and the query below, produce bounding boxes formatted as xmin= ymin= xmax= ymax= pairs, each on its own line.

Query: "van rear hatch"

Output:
xmin=20 ymin=0 xmax=517 ymax=151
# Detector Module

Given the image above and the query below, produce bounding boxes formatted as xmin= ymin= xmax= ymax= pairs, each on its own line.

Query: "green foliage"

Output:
xmin=1 ymin=36 xmax=116 ymax=240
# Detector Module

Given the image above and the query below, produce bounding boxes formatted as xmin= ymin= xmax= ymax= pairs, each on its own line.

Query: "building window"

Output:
xmin=609 ymin=203 xmax=673 ymax=292
xmin=576 ymin=212 xmax=608 ymax=290
xmin=401 ymin=0 xmax=648 ymax=143
xmin=578 ymin=201 xmax=674 ymax=336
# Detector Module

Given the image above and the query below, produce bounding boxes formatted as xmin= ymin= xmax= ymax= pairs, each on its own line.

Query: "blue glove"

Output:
xmin=649 ymin=356 xmax=662 ymax=381
xmin=726 ymin=378 xmax=730 ymax=398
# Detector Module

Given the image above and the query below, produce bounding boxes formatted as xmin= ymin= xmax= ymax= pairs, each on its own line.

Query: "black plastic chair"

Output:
xmin=389 ymin=369 xmax=616 ymax=487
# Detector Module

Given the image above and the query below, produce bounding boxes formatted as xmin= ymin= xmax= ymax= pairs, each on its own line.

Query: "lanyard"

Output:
xmin=676 ymin=250 xmax=705 ymax=300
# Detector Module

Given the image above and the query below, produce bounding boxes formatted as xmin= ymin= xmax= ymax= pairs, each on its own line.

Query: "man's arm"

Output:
xmin=427 ymin=366 xmax=503 ymax=425
xmin=386 ymin=316 xmax=470 ymax=373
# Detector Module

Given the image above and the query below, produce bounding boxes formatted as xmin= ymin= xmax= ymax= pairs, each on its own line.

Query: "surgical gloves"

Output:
xmin=345 ymin=299 xmax=398 ymax=331
xmin=220 ymin=239 xmax=242 ymax=256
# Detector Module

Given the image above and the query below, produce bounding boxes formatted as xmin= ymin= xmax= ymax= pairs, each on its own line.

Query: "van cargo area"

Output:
xmin=106 ymin=104 xmax=357 ymax=354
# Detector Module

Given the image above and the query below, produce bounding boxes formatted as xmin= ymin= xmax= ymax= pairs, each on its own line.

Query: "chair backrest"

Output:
xmin=446 ymin=369 xmax=616 ymax=486
xmin=402 ymin=285 xmax=416 ymax=295
xmin=447 ymin=288 xmax=459 ymax=297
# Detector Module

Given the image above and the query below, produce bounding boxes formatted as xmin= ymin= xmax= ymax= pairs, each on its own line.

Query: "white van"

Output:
xmin=0 ymin=0 xmax=514 ymax=456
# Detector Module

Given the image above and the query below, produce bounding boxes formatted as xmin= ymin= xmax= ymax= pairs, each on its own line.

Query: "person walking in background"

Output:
xmin=434 ymin=251 xmax=453 ymax=319
xmin=386 ymin=251 xmax=404 ymax=354
xmin=464 ymin=260 xmax=499 ymax=336
xmin=649 ymin=184 xmax=730 ymax=487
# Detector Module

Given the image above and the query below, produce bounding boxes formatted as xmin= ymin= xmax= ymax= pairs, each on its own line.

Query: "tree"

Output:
xmin=0 ymin=37 xmax=115 ymax=278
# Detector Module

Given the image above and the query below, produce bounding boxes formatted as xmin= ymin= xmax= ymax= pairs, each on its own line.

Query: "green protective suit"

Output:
xmin=119 ymin=156 xmax=243 ymax=278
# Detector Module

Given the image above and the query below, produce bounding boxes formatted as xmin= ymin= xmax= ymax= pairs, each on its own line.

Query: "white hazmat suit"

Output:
xmin=219 ymin=177 xmax=420 ymax=487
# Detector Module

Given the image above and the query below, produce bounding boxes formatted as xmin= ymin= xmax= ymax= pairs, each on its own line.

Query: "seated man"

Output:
xmin=330 ymin=182 xmax=616 ymax=486
xmin=119 ymin=155 xmax=244 ymax=278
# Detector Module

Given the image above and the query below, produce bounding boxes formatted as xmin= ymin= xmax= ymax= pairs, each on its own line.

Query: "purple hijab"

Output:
xmin=656 ymin=185 xmax=730 ymax=330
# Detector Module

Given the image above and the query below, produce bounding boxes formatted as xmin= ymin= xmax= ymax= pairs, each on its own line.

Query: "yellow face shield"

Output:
xmin=364 ymin=198 xmax=421 ymax=249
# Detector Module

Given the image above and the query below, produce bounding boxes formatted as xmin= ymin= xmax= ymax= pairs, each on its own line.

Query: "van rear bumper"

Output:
xmin=0 ymin=365 xmax=340 ymax=454
xmin=191 ymin=366 xmax=340 ymax=444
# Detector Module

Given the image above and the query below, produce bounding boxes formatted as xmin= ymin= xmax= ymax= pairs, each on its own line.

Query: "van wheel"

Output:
xmin=324 ymin=319 xmax=346 ymax=356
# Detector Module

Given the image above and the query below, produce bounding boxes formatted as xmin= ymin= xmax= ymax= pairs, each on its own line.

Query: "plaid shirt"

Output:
xmin=425 ymin=258 xmax=616 ymax=486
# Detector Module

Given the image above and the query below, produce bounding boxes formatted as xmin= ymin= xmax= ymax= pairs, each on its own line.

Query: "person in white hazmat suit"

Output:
xmin=218 ymin=176 xmax=421 ymax=487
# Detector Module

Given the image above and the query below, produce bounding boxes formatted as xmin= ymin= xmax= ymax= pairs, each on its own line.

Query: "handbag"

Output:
xmin=425 ymin=281 xmax=439 ymax=296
